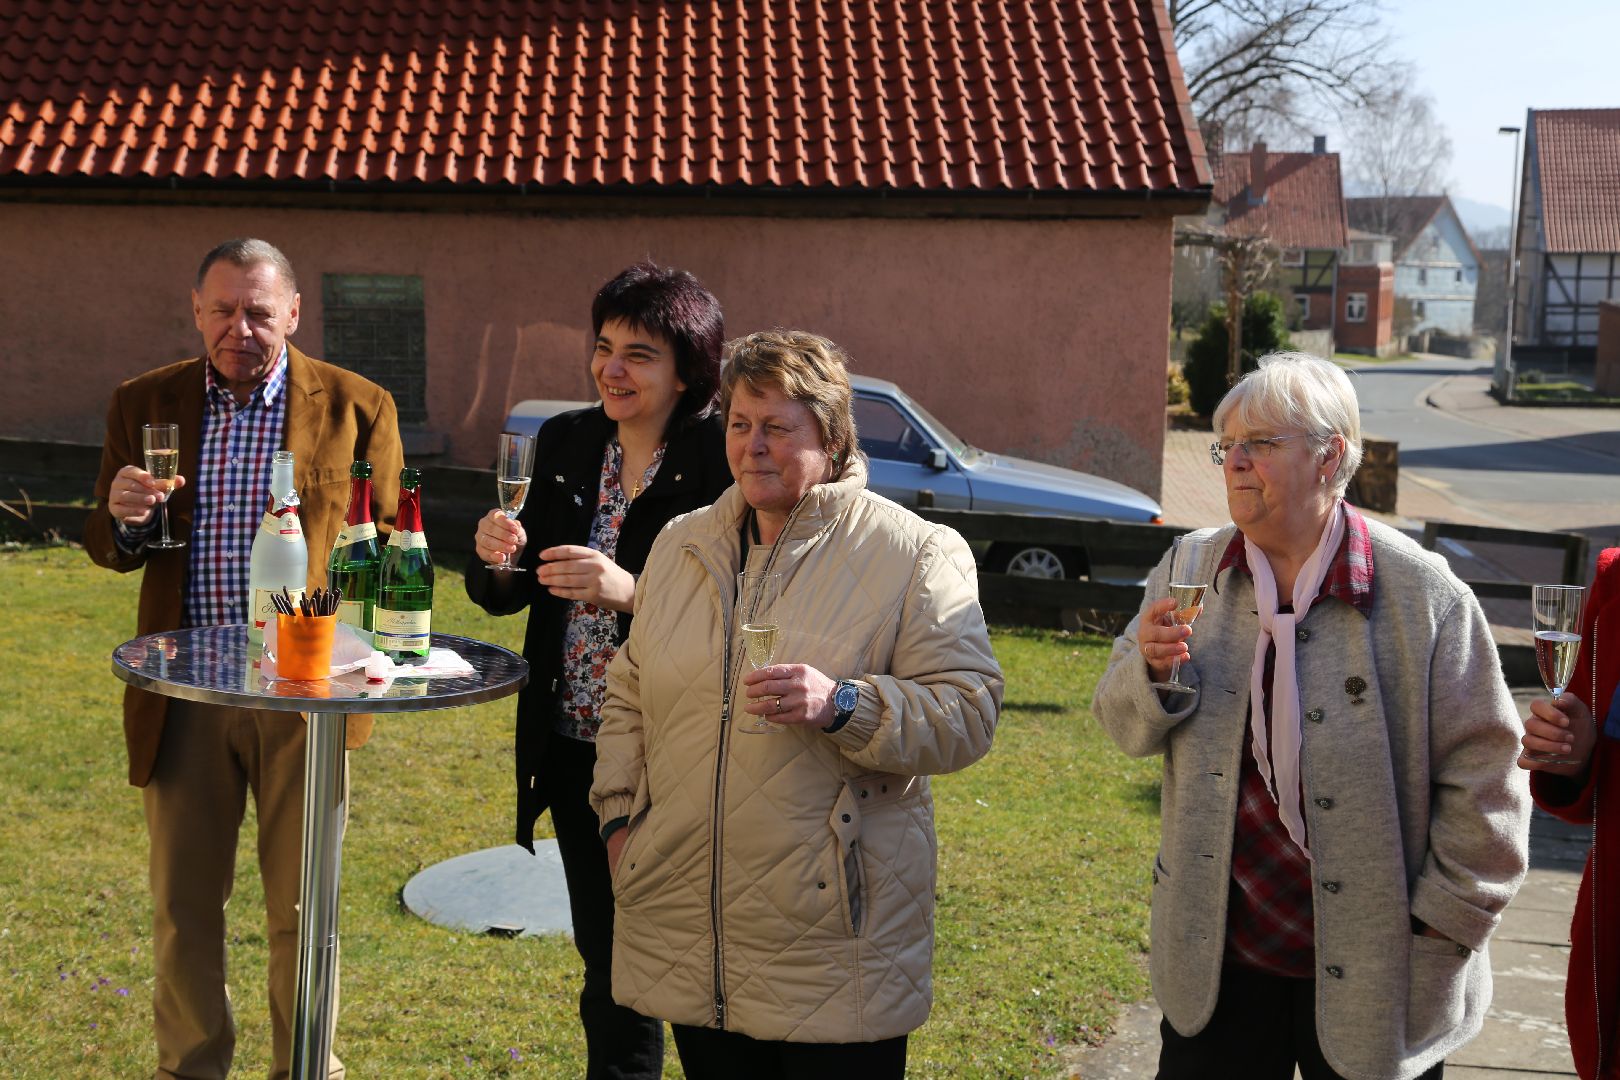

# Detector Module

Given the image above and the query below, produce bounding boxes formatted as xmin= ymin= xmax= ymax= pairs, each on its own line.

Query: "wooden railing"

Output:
xmin=1419 ymin=522 xmax=1590 ymax=597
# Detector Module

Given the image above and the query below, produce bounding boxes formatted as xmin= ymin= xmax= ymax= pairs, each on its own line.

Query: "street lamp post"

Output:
xmin=1498 ymin=123 xmax=1523 ymax=399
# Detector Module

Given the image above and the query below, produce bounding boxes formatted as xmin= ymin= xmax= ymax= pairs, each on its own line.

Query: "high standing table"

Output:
xmin=112 ymin=627 xmax=527 ymax=1080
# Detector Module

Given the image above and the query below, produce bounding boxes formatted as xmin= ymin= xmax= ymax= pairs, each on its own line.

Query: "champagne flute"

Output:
xmin=142 ymin=423 xmax=185 ymax=549
xmin=736 ymin=570 xmax=784 ymax=734
xmin=1151 ymin=535 xmax=1217 ymax=695
xmin=488 ymin=432 xmax=536 ymax=572
xmin=1527 ymin=583 xmax=1587 ymax=765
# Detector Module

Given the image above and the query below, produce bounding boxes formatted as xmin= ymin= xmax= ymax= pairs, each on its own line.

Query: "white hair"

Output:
xmin=1211 ymin=351 xmax=1364 ymax=496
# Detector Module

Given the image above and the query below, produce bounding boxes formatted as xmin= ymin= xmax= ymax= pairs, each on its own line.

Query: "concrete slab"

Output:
xmin=401 ymin=841 xmax=573 ymax=938
xmin=1450 ymin=938 xmax=1573 ymax=1071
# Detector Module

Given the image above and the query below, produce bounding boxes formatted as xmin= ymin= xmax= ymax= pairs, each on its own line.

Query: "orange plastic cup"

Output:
xmin=276 ymin=613 xmax=337 ymax=680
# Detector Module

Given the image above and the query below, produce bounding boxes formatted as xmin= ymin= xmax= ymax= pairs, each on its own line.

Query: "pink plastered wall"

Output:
xmin=1 ymin=201 xmax=1173 ymax=497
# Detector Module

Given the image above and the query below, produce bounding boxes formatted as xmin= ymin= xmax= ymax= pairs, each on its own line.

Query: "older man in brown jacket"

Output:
xmin=85 ymin=238 xmax=402 ymax=1080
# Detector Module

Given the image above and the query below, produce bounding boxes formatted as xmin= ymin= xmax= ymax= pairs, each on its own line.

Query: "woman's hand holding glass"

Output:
xmin=742 ymin=664 xmax=838 ymax=728
xmin=475 ymin=507 xmax=527 ymax=569
xmin=1138 ymin=596 xmax=1194 ymax=684
xmin=1519 ymin=694 xmax=1597 ymax=777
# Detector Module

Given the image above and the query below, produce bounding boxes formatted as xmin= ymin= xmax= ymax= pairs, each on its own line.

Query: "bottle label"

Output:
xmin=252 ymin=586 xmax=306 ymax=630
xmin=387 ymin=527 xmax=428 ymax=551
xmin=337 ymin=599 xmax=372 ymax=634
xmin=374 ymin=607 xmax=431 ymax=653
xmin=335 ymin=522 xmax=378 ymax=546
xmin=261 ymin=510 xmax=305 ymax=543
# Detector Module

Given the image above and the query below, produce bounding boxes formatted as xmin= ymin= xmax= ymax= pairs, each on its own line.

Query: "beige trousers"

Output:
xmin=143 ymin=698 xmax=345 ymax=1080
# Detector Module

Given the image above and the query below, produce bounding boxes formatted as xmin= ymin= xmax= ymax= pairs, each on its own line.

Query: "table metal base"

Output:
xmin=291 ymin=711 xmax=347 ymax=1080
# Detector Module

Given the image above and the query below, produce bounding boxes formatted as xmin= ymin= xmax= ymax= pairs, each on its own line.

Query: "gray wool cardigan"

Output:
xmin=1093 ymin=517 xmax=1530 ymax=1080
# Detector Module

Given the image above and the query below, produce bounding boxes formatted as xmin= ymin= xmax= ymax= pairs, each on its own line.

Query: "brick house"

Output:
xmin=1346 ymin=195 xmax=1481 ymax=341
xmin=0 ymin=0 xmax=1210 ymax=498
xmin=1334 ymin=230 xmax=1396 ymax=356
xmin=1210 ymin=138 xmax=1349 ymax=336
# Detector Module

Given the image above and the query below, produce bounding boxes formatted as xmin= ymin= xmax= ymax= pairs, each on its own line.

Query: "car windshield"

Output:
xmin=890 ymin=387 xmax=981 ymax=462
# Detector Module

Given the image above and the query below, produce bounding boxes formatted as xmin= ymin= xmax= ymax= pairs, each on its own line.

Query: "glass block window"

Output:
xmin=322 ymin=274 xmax=428 ymax=424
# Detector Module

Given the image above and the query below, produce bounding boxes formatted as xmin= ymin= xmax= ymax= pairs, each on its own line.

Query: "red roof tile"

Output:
xmin=1212 ymin=146 xmax=1347 ymax=251
xmin=0 ymin=0 xmax=1210 ymax=196
xmin=1532 ymin=108 xmax=1620 ymax=254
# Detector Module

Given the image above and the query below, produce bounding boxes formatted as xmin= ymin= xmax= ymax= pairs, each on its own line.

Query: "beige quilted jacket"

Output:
xmin=590 ymin=461 xmax=1003 ymax=1042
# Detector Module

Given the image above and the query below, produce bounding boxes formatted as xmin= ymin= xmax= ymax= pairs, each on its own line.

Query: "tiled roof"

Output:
xmin=1532 ymin=108 xmax=1620 ymax=253
xmin=0 ymin=0 xmax=1212 ymax=197
xmin=1212 ymin=147 xmax=1346 ymax=251
xmin=1346 ymin=195 xmax=1444 ymax=259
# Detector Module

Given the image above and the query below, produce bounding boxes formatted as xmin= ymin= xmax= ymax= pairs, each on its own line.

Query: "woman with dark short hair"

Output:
xmin=467 ymin=262 xmax=730 ymax=1079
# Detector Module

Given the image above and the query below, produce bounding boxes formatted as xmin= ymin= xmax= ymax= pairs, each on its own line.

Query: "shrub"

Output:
xmin=1166 ymin=363 xmax=1190 ymax=406
xmin=1183 ymin=292 xmax=1293 ymax=416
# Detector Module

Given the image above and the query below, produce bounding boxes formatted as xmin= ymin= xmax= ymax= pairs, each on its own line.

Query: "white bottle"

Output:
xmin=247 ymin=450 xmax=308 ymax=646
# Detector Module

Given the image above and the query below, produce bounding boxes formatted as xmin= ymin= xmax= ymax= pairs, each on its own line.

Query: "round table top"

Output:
xmin=112 ymin=626 xmax=528 ymax=714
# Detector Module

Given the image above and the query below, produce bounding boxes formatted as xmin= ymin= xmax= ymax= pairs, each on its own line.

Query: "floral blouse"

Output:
xmin=555 ymin=437 xmax=665 ymax=741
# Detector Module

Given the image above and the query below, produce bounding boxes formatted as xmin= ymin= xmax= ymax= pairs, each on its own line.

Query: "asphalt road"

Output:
xmin=1349 ymin=357 xmax=1620 ymax=542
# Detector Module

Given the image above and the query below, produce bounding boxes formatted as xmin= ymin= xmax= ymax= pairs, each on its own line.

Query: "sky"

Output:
xmin=1360 ymin=0 xmax=1620 ymax=222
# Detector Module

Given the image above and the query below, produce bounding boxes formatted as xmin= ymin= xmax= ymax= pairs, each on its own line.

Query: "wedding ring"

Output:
xmin=775 ymin=697 xmax=783 ymax=714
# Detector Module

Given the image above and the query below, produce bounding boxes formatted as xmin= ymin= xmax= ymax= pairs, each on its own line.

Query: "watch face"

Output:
xmin=835 ymin=682 xmax=859 ymax=712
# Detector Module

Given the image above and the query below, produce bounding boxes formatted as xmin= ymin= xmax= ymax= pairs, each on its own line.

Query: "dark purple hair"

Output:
xmin=591 ymin=262 xmax=724 ymax=431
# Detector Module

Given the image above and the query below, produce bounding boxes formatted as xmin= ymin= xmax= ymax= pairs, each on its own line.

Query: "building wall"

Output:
xmin=1335 ymin=262 xmax=1394 ymax=355
xmin=0 ymin=200 xmax=1176 ymax=497
xmin=1540 ymin=252 xmax=1620 ymax=348
xmin=1597 ymin=301 xmax=1620 ymax=395
xmin=1394 ymin=210 xmax=1479 ymax=336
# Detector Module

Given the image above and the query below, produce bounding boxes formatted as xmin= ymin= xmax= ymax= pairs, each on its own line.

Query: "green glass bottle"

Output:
xmin=376 ymin=468 xmax=433 ymax=663
xmin=328 ymin=460 xmax=381 ymax=646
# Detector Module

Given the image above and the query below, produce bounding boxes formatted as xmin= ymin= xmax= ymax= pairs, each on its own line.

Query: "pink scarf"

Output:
xmin=1243 ymin=500 xmax=1346 ymax=860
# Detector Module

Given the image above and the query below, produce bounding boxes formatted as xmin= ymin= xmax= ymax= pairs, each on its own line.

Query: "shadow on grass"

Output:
xmin=1004 ymin=701 xmax=1066 ymax=715
xmin=1126 ymin=779 xmax=1162 ymax=814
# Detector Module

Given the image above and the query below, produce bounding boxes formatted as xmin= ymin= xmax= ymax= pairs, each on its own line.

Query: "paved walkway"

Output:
xmin=1070 ymin=370 xmax=1606 ymax=1079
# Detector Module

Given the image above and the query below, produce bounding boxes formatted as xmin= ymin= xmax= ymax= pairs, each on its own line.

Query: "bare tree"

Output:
xmin=1177 ymin=226 xmax=1279 ymax=385
xmin=1170 ymin=0 xmax=1390 ymax=145
xmin=1344 ymin=83 xmax=1454 ymax=232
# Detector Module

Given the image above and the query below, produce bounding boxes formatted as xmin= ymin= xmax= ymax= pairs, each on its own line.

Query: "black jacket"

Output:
xmin=466 ymin=406 xmax=731 ymax=850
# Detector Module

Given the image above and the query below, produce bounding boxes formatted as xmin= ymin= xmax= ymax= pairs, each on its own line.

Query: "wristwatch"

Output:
xmin=824 ymin=679 xmax=861 ymax=734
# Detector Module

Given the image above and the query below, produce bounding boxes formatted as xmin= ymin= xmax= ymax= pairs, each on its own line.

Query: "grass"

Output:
xmin=1512 ymin=381 xmax=1620 ymax=405
xmin=0 ymin=548 xmax=1161 ymax=1078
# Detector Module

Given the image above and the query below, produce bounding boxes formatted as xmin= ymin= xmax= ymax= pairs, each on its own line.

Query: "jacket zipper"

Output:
xmin=1592 ymin=613 xmax=1602 ymax=1072
xmin=687 ymin=497 xmax=807 ymax=1029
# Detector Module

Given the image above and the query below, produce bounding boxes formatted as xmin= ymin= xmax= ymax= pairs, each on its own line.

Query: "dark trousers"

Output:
xmin=542 ymin=730 xmax=665 ymax=1080
xmin=671 ymin=1024 xmax=908 ymax=1079
xmin=1157 ymin=963 xmax=1443 ymax=1080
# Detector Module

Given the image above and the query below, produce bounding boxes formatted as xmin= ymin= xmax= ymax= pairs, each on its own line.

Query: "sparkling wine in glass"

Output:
xmin=1527 ymin=583 xmax=1587 ymax=765
xmin=488 ymin=432 xmax=536 ymax=572
xmin=1151 ymin=535 xmax=1217 ymax=695
xmin=142 ymin=423 xmax=185 ymax=549
xmin=736 ymin=570 xmax=784 ymax=734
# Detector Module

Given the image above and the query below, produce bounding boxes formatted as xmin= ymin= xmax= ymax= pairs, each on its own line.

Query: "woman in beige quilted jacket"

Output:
xmin=590 ymin=330 xmax=1003 ymax=1077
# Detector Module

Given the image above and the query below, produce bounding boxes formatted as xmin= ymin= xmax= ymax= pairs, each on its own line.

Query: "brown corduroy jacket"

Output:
xmin=85 ymin=345 xmax=404 ymax=786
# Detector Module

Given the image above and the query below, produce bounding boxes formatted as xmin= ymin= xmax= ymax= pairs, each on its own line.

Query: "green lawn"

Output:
xmin=0 ymin=546 xmax=1161 ymax=1079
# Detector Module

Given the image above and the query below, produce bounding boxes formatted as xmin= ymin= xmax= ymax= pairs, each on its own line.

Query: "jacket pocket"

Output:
xmin=839 ymin=841 xmax=867 ymax=936
xmin=1405 ymin=933 xmax=1470 ymax=1048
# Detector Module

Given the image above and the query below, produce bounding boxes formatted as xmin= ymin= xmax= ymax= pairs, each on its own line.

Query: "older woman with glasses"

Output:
xmin=1094 ymin=351 xmax=1529 ymax=1080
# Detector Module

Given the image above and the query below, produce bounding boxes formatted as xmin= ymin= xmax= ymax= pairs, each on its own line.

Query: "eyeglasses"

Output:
xmin=1209 ymin=434 xmax=1315 ymax=466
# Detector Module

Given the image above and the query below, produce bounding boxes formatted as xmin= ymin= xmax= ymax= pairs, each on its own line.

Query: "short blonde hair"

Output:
xmin=1212 ymin=351 xmax=1364 ymax=495
xmin=720 ymin=330 xmax=861 ymax=478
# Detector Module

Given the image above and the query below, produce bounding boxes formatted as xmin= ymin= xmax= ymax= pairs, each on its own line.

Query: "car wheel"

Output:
xmin=995 ymin=544 xmax=1072 ymax=579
